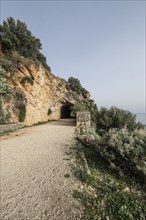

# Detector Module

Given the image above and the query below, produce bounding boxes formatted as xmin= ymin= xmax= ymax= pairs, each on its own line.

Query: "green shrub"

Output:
xmin=70 ymin=102 xmax=87 ymax=116
xmin=15 ymin=89 xmax=26 ymax=123
xmin=47 ymin=108 xmax=52 ymax=115
xmin=0 ymin=17 xmax=51 ymax=71
xmin=0 ymin=99 xmax=5 ymax=124
xmin=70 ymin=100 xmax=97 ymax=124
xmin=0 ymin=99 xmax=12 ymax=124
xmin=75 ymin=126 xmax=146 ymax=186
xmin=18 ymin=106 xmax=26 ymax=122
xmin=1 ymin=37 xmax=13 ymax=51
xmin=0 ymin=57 xmax=13 ymax=71
xmin=15 ymin=89 xmax=25 ymax=102
xmin=74 ymin=106 xmax=146 ymax=220
xmin=0 ymin=75 xmax=11 ymax=94
xmin=75 ymin=126 xmax=98 ymax=147
xmin=98 ymin=128 xmax=146 ymax=184
xmin=5 ymin=111 xmax=11 ymax=121
xmin=96 ymin=106 xmax=143 ymax=132
xmin=66 ymin=91 xmax=79 ymax=101
xmin=36 ymin=52 xmax=51 ymax=72
xmin=81 ymin=87 xmax=90 ymax=98
xmin=21 ymin=76 xmax=34 ymax=85
xmin=68 ymin=77 xmax=82 ymax=94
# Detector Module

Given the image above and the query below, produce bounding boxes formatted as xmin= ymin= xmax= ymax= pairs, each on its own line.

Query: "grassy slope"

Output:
xmin=72 ymin=143 xmax=146 ymax=220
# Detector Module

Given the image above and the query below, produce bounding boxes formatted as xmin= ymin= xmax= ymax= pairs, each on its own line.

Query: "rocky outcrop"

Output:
xmin=0 ymin=56 xmax=88 ymax=126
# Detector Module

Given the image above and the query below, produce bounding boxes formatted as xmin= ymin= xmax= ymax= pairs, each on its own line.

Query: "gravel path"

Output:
xmin=1 ymin=119 xmax=82 ymax=220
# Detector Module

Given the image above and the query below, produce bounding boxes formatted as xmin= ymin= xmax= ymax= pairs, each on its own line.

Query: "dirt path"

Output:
xmin=0 ymin=119 xmax=82 ymax=220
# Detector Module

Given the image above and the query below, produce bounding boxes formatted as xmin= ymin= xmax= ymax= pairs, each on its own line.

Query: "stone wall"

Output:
xmin=76 ymin=111 xmax=90 ymax=127
xmin=0 ymin=123 xmax=25 ymax=134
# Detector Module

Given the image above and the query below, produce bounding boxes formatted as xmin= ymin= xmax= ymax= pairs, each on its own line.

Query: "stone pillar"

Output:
xmin=76 ymin=111 xmax=90 ymax=128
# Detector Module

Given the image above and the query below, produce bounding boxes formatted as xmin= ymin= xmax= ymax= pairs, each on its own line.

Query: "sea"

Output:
xmin=136 ymin=113 xmax=146 ymax=126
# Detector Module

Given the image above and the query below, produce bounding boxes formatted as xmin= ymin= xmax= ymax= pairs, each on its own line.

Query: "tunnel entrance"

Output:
xmin=60 ymin=104 xmax=73 ymax=118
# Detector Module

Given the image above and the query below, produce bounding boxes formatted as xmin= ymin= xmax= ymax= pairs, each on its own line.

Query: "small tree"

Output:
xmin=0 ymin=17 xmax=51 ymax=71
xmin=1 ymin=38 xmax=13 ymax=51
xmin=68 ymin=77 xmax=82 ymax=94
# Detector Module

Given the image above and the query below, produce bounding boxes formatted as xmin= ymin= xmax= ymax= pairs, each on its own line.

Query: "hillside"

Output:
xmin=0 ymin=17 xmax=93 ymax=126
xmin=0 ymin=52 xmax=92 ymax=125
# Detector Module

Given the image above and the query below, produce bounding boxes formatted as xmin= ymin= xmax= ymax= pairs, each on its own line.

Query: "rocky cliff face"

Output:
xmin=0 ymin=56 xmax=89 ymax=125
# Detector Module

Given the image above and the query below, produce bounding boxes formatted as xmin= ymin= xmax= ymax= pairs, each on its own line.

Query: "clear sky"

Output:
xmin=0 ymin=0 xmax=145 ymax=113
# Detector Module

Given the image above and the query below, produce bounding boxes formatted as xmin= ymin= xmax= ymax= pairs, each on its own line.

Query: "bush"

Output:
xmin=70 ymin=102 xmax=87 ymax=116
xmin=67 ymin=91 xmax=79 ymax=100
xmin=75 ymin=126 xmax=98 ymax=147
xmin=0 ymin=75 xmax=11 ymax=94
xmin=0 ymin=57 xmax=13 ymax=71
xmin=96 ymin=106 xmax=143 ymax=133
xmin=36 ymin=52 xmax=51 ymax=72
xmin=68 ymin=77 xmax=82 ymax=94
xmin=75 ymin=126 xmax=146 ymax=186
xmin=16 ymin=89 xmax=26 ymax=122
xmin=47 ymin=108 xmax=52 ymax=115
xmin=98 ymin=128 xmax=146 ymax=184
xmin=15 ymin=88 xmax=26 ymax=110
xmin=5 ymin=111 xmax=11 ymax=121
xmin=0 ymin=17 xmax=51 ymax=71
xmin=1 ymin=37 xmax=13 ymax=51
xmin=0 ymin=99 xmax=12 ymax=124
xmin=74 ymin=106 xmax=146 ymax=219
xmin=18 ymin=106 xmax=26 ymax=122
xmin=15 ymin=89 xmax=25 ymax=100
xmin=0 ymin=99 xmax=5 ymax=124
xmin=21 ymin=76 xmax=34 ymax=85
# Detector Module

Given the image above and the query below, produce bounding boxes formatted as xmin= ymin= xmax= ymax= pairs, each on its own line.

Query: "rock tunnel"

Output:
xmin=60 ymin=103 xmax=73 ymax=118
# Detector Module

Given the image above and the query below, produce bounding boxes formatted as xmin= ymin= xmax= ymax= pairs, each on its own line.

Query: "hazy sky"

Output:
xmin=1 ymin=0 xmax=145 ymax=113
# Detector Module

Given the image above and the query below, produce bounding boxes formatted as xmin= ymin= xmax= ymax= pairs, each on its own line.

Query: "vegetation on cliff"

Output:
xmin=0 ymin=17 xmax=94 ymax=125
xmin=67 ymin=77 xmax=98 ymax=122
xmin=21 ymin=76 xmax=34 ymax=85
xmin=0 ymin=17 xmax=51 ymax=71
xmin=0 ymin=17 xmax=63 ymax=125
xmin=0 ymin=69 xmax=11 ymax=94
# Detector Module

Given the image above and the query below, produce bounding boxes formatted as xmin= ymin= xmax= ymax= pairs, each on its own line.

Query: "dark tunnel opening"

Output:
xmin=60 ymin=104 xmax=73 ymax=118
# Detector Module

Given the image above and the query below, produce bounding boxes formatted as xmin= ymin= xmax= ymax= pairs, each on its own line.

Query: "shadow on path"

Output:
xmin=50 ymin=118 xmax=76 ymax=127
